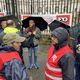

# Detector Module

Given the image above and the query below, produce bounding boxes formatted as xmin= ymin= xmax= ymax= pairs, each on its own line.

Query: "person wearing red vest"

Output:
xmin=45 ymin=27 xmax=75 ymax=80
xmin=0 ymin=33 xmax=29 ymax=80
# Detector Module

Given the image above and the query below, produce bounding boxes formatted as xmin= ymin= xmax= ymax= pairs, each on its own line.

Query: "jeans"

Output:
xmin=28 ymin=46 xmax=39 ymax=67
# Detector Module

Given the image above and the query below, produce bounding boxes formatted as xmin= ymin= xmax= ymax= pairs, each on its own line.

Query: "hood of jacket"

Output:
xmin=51 ymin=27 xmax=69 ymax=49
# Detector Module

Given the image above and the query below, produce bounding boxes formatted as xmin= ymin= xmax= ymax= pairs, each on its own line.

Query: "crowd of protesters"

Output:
xmin=0 ymin=17 xmax=80 ymax=80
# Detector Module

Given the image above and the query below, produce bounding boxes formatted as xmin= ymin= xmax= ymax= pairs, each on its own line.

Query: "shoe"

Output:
xmin=28 ymin=64 xmax=33 ymax=69
xmin=34 ymin=64 xmax=39 ymax=69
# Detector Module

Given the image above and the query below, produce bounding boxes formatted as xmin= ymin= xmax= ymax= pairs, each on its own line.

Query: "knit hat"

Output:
xmin=3 ymin=33 xmax=25 ymax=45
xmin=51 ymin=27 xmax=69 ymax=44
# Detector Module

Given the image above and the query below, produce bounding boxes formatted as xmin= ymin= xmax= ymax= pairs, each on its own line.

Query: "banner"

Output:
xmin=21 ymin=14 xmax=72 ymax=26
xmin=0 ymin=12 xmax=6 ymax=17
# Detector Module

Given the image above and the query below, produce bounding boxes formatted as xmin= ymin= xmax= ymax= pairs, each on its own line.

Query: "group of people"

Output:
xmin=0 ymin=19 xmax=41 ymax=80
xmin=0 ymin=18 xmax=80 ymax=80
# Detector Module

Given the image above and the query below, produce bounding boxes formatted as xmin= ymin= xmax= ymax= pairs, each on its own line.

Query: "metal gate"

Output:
xmin=0 ymin=0 xmax=80 ymax=26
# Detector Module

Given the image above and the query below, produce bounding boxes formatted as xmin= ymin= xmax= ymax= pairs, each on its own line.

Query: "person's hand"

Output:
xmin=28 ymin=32 xmax=32 ymax=35
xmin=33 ymin=31 xmax=36 ymax=35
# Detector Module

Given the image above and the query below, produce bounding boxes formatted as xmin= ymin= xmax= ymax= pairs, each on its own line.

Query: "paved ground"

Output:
xmin=23 ymin=45 xmax=50 ymax=80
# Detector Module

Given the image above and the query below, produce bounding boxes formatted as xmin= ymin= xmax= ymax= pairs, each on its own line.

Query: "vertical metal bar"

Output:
xmin=25 ymin=0 xmax=27 ymax=14
xmin=58 ymin=1 xmax=60 ymax=13
xmin=16 ymin=0 xmax=19 ymax=17
xmin=11 ymin=0 xmax=15 ymax=15
xmin=75 ymin=0 xmax=79 ymax=25
xmin=18 ymin=0 xmax=20 ymax=14
xmin=17 ymin=0 xmax=20 ymax=16
xmin=63 ymin=0 xmax=65 ymax=12
xmin=72 ymin=0 xmax=75 ymax=25
xmin=25 ymin=0 xmax=26 ymax=14
xmin=24 ymin=0 xmax=25 ymax=14
xmin=57 ymin=0 xmax=59 ymax=13
xmin=14 ymin=0 xmax=19 ymax=16
xmin=77 ymin=0 xmax=80 ymax=24
xmin=66 ymin=0 xmax=68 ymax=13
xmin=20 ymin=0 xmax=23 ymax=14
xmin=60 ymin=0 xmax=63 ymax=13
xmin=42 ymin=0 xmax=43 ymax=14
xmin=4 ymin=0 xmax=6 ymax=11
xmin=67 ymin=0 xmax=69 ymax=13
xmin=69 ymin=0 xmax=72 ymax=13
xmin=28 ymin=0 xmax=30 ymax=14
xmin=47 ymin=0 xmax=48 ymax=14
xmin=50 ymin=0 xmax=51 ymax=14
xmin=8 ymin=0 xmax=11 ymax=14
xmin=37 ymin=0 xmax=38 ymax=14
xmin=55 ymin=1 xmax=56 ymax=13
xmin=52 ymin=0 xmax=54 ymax=14
xmin=5 ymin=0 xmax=8 ymax=14
xmin=33 ymin=0 xmax=35 ymax=14
xmin=74 ymin=0 xmax=76 ymax=25
xmin=26 ymin=0 xmax=28 ymax=14
xmin=31 ymin=0 xmax=32 ymax=14
xmin=3 ymin=0 xmax=6 ymax=13
xmin=1 ymin=0 xmax=3 ymax=12
xmin=39 ymin=0 xmax=40 ymax=14
xmin=55 ymin=0 xmax=58 ymax=13
xmin=23 ymin=0 xmax=24 ymax=14
xmin=0 ymin=0 xmax=1 ymax=12
xmin=23 ymin=0 xmax=25 ymax=14
xmin=1 ymin=0 xmax=2 ymax=12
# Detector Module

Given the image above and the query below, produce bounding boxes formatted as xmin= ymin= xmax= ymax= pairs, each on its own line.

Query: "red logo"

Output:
xmin=56 ymin=15 xmax=71 ymax=25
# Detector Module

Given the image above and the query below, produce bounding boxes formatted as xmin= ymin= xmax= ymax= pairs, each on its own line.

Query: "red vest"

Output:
xmin=0 ymin=51 xmax=22 ymax=80
xmin=45 ymin=45 xmax=73 ymax=80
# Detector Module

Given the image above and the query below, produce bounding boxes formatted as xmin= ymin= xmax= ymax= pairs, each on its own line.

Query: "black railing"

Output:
xmin=0 ymin=0 xmax=80 ymax=26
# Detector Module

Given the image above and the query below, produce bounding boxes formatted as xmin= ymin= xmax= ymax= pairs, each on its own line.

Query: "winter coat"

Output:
xmin=0 ymin=46 xmax=29 ymax=80
xmin=46 ymin=28 xmax=75 ymax=80
xmin=24 ymin=27 xmax=41 ymax=48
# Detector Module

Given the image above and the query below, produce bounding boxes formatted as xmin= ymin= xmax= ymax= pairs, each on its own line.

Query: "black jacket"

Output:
xmin=58 ymin=53 xmax=75 ymax=80
xmin=53 ymin=42 xmax=75 ymax=80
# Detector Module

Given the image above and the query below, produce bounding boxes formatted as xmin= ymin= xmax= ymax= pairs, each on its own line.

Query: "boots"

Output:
xmin=34 ymin=56 xmax=39 ymax=69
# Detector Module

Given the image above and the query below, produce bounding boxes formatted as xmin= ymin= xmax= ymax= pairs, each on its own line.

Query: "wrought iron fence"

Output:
xmin=0 ymin=0 xmax=80 ymax=26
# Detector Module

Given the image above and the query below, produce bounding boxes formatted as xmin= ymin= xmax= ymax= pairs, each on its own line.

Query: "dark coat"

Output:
xmin=75 ymin=34 xmax=80 ymax=80
xmin=51 ymin=28 xmax=75 ymax=80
